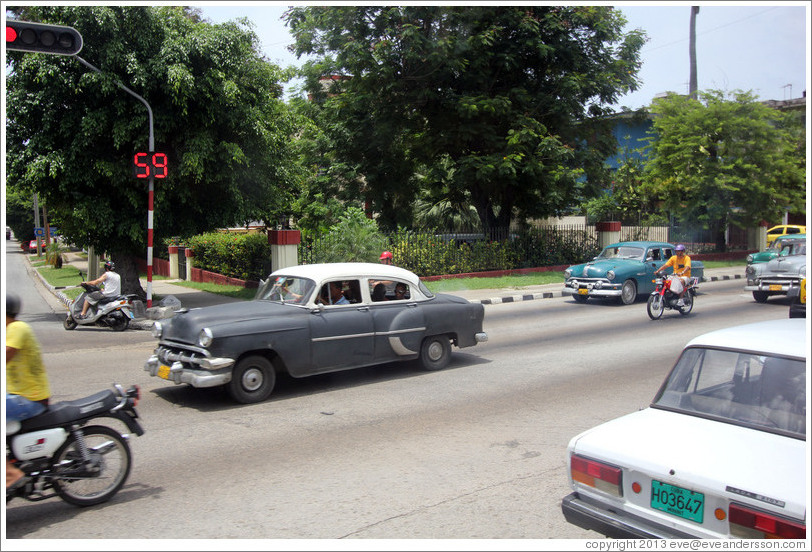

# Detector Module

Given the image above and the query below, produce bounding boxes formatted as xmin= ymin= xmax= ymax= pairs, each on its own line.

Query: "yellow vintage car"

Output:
xmin=766 ymin=224 xmax=806 ymax=247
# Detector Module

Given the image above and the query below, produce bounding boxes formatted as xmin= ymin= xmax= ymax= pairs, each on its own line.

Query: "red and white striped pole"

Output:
xmin=147 ymin=176 xmax=154 ymax=308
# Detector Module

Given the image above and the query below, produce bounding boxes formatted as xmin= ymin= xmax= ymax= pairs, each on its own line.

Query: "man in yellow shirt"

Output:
xmin=6 ymin=293 xmax=51 ymax=492
xmin=654 ymin=244 xmax=692 ymax=307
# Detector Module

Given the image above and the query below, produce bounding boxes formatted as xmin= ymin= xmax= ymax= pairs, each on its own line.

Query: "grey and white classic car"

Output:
xmin=744 ymin=239 xmax=806 ymax=303
xmin=145 ymin=263 xmax=487 ymax=403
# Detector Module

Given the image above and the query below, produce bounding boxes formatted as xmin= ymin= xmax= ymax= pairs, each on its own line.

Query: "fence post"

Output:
xmin=184 ymin=248 xmax=195 ymax=281
xmin=168 ymin=246 xmax=179 ymax=279
xmin=269 ymin=230 xmax=301 ymax=272
xmin=595 ymin=221 xmax=622 ymax=248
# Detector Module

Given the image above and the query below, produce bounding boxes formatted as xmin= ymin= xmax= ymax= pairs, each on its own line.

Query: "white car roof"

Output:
xmin=685 ymin=318 xmax=807 ymax=360
xmin=269 ymin=262 xmax=421 ymax=285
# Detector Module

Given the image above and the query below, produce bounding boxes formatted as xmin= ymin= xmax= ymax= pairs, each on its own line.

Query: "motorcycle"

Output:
xmin=63 ymin=282 xmax=137 ymax=331
xmin=6 ymin=384 xmax=144 ymax=507
xmin=646 ymin=275 xmax=699 ymax=320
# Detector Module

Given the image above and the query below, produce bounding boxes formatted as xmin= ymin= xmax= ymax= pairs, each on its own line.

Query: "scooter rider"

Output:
xmin=78 ymin=260 xmax=121 ymax=319
xmin=654 ymin=244 xmax=692 ymax=307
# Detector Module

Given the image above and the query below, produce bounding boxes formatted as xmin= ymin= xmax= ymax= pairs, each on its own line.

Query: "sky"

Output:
xmin=196 ymin=1 xmax=810 ymax=110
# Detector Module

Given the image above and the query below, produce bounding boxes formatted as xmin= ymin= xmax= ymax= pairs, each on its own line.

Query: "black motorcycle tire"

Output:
xmin=679 ymin=292 xmax=695 ymax=315
xmin=63 ymin=315 xmax=78 ymax=330
xmin=108 ymin=313 xmax=130 ymax=332
xmin=647 ymin=294 xmax=664 ymax=320
xmin=51 ymin=425 xmax=132 ymax=507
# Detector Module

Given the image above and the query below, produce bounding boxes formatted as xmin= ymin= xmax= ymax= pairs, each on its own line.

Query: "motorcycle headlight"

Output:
xmin=198 ymin=328 xmax=213 ymax=348
xmin=606 ymin=270 xmax=615 ymax=281
xmin=151 ymin=322 xmax=163 ymax=339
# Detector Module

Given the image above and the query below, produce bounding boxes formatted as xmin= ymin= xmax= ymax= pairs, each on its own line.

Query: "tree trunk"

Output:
xmin=112 ymin=253 xmax=147 ymax=299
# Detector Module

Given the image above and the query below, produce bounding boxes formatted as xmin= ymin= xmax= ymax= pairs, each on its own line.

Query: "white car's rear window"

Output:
xmin=653 ymin=347 xmax=806 ymax=438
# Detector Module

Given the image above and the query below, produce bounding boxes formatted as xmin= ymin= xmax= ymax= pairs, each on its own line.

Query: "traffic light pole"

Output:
xmin=76 ymin=56 xmax=155 ymax=308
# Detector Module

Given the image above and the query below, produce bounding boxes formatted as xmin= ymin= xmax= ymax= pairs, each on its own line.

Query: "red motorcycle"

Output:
xmin=647 ymin=275 xmax=699 ymax=319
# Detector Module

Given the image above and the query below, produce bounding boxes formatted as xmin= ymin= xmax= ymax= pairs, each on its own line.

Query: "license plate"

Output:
xmin=578 ymin=288 xmax=588 ymax=295
xmin=651 ymin=480 xmax=704 ymax=523
xmin=157 ymin=364 xmax=171 ymax=380
xmin=769 ymin=285 xmax=783 ymax=291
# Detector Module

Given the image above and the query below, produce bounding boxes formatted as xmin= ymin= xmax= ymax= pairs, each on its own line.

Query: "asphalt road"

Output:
xmin=3 ymin=242 xmax=798 ymax=548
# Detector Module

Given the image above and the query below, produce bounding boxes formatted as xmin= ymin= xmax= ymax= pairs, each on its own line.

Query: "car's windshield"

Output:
xmin=597 ymin=246 xmax=645 ymax=260
xmin=780 ymin=241 xmax=806 ymax=256
xmin=653 ymin=347 xmax=806 ymax=438
xmin=254 ymin=276 xmax=315 ymax=304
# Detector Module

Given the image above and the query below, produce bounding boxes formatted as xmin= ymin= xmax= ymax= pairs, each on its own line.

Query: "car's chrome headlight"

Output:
xmin=198 ymin=328 xmax=213 ymax=348
xmin=151 ymin=322 xmax=163 ymax=339
xmin=606 ymin=270 xmax=615 ymax=281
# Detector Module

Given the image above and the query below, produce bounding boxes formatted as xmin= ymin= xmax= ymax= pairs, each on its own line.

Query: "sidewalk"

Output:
xmin=37 ymin=250 xmax=744 ymax=330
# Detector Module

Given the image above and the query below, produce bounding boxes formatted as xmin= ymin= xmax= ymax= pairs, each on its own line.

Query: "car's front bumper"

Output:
xmin=562 ymin=280 xmax=623 ymax=298
xmin=144 ymin=354 xmax=234 ymax=388
xmin=744 ymin=280 xmax=801 ymax=296
xmin=561 ymin=492 xmax=698 ymax=539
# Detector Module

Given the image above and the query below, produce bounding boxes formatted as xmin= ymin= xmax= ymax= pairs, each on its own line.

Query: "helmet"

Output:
xmin=675 ymin=244 xmax=686 ymax=252
xmin=104 ymin=260 xmax=115 ymax=271
xmin=6 ymin=293 xmax=21 ymax=318
xmin=379 ymin=251 xmax=393 ymax=261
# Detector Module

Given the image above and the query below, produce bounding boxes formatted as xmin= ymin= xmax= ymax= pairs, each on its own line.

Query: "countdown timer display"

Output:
xmin=133 ymin=152 xmax=168 ymax=179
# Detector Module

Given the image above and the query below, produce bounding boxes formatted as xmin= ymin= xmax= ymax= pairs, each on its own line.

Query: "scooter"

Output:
xmin=6 ymin=384 xmax=144 ymax=506
xmin=646 ymin=275 xmax=699 ymax=320
xmin=63 ymin=282 xmax=137 ymax=331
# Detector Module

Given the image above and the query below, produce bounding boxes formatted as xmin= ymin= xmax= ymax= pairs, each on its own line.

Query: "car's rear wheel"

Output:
xmin=419 ymin=335 xmax=451 ymax=371
xmin=620 ymin=279 xmax=637 ymax=305
xmin=752 ymin=290 xmax=770 ymax=303
xmin=228 ymin=355 xmax=275 ymax=404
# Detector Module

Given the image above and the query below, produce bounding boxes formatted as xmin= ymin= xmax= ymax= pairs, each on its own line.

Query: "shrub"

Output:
xmin=186 ymin=232 xmax=272 ymax=281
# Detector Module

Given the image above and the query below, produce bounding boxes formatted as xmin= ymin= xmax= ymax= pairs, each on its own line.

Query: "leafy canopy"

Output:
xmin=285 ymin=5 xmax=646 ymax=234
xmin=6 ymin=5 xmax=300 ymax=291
xmin=642 ymin=90 xmax=806 ymax=235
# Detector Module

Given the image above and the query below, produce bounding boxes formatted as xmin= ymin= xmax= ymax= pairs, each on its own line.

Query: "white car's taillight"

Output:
xmin=728 ymin=503 xmax=805 ymax=539
xmin=570 ymin=454 xmax=622 ymax=497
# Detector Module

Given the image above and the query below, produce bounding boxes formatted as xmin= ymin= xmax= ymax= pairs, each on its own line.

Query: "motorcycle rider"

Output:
xmin=6 ymin=293 xmax=51 ymax=492
xmin=77 ymin=260 xmax=121 ymax=319
xmin=654 ymin=244 xmax=692 ymax=307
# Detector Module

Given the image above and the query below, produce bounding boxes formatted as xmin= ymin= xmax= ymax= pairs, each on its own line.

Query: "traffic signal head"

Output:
xmin=6 ymin=20 xmax=83 ymax=55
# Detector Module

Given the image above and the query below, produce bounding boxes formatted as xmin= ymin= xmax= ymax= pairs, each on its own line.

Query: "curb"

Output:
xmin=467 ymin=274 xmax=743 ymax=305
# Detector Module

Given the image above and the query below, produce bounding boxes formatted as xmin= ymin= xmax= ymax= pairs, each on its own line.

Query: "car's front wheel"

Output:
xmin=620 ymin=279 xmax=637 ymax=305
xmin=228 ymin=355 xmax=275 ymax=404
xmin=419 ymin=335 xmax=451 ymax=371
xmin=752 ymin=290 xmax=770 ymax=303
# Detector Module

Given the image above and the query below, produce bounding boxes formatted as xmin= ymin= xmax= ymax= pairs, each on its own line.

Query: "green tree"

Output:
xmin=642 ymin=90 xmax=806 ymax=250
xmin=6 ymin=6 xmax=300 ymax=295
xmin=316 ymin=207 xmax=388 ymax=263
xmin=285 ymin=6 xmax=646 ymax=236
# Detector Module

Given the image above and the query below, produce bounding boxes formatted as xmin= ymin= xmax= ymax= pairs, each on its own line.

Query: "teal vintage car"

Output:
xmin=562 ymin=241 xmax=705 ymax=305
xmin=747 ymin=234 xmax=806 ymax=265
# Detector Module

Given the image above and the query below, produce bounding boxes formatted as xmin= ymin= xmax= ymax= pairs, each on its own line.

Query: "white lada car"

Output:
xmin=562 ymin=318 xmax=806 ymax=539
